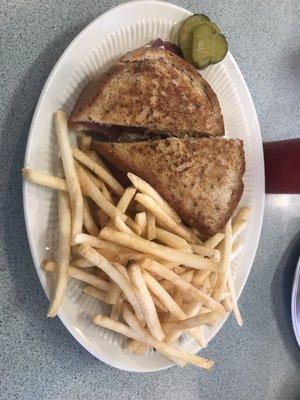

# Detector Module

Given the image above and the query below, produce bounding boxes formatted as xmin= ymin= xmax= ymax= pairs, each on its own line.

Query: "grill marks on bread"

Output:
xmin=70 ymin=47 xmax=224 ymax=138
xmin=94 ymin=138 xmax=245 ymax=235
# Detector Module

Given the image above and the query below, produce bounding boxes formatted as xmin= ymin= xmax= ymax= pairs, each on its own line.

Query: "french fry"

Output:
xmin=71 ymin=258 xmax=95 ymax=268
xmin=82 ymin=167 xmax=102 ymax=189
xmin=192 ymin=270 xmax=210 ymax=288
xmin=74 ymin=233 xmax=135 ymax=254
xmin=173 ymin=290 xmax=183 ymax=308
xmin=165 ymin=299 xmax=206 ymax=348
xmin=47 ymin=191 xmax=71 ymax=317
xmin=73 ymin=249 xmax=120 ymax=264
xmin=99 ymin=228 xmax=220 ymax=271
xmin=159 ymin=270 xmax=194 ymax=299
xmin=232 ymin=207 xmax=251 ymax=240
xmin=83 ymin=198 xmax=99 ymax=236
xmin=72 ymin=147 xmax=124 ymax=196
xmin=94 ymin=314 xmax=214 ymax=370
xmin=180 ymin=293 xmax=193 ymax=303
xmin=159 ymin=270 xmax=193 ymax=291
xmin=96 ymin=249 xmax=121 ymax=263
xmin=177 ymin=224 xmax=203 ymax=245
xmin=79 ymin=134 xmax=91 ymax=153
xmin=105 ymin=282 xmax=122 ymax=305
xmin=113 ymin=214 xmax=135 ymax=234
xmin=190 ymin=244 xmax=220 ymax=261
xmin=231 ymin=240 xmax=242 ymax=261
xmin=78 ymin=244 xmax=145 ymax=323
xmin=122 ymin=304 xmax=184 ymax=366
xmin=98 ymin=179 xmax=113 ymax=203
xmin=84 ymin=285 xmax=107 ymax=302
xmin=232 ymin=220 xmax=248 ymax=241
xmin=104 ymin=187 xmax=140 ymax=234
xmin=209 ymin=272 xmax=218 ymax=289
xmin=184 ymin=303 xmax=206 ymax=348
xmin=227 ymin=268 xmax=243 ymax=326
xmin=115 ymin=252 xmax=148 ymax=265
xmin=155 ymin=227 xmax=192 ymax=251
xmin=54 ymin=110 xmax=83 ymax=238
xmin=75 ymin=163 xmax=126 ymax=222
xmin=233 ymin=207 xmax=251 ymax=224
xmin=212 ymin=220 xmax=232 ymax=301
xmin=135 ymin=212 xmax=147 ymax=237
xmin=111 ymin=263 xmax=130 ymax=283
xmin=146 ymin=212 xmax=156 ymax=240
xmin=128 ymin=263 xmax=165 ymax=342
xmin=87 ymin=150 xmax=110 ymax=173
xmin=156 ymin=260 xmax=180 ymax=269
xmin=69 ymin=267 xmax=109 ymax=291
xmin=135 ymin=193 xmax=195 ymax=243
xmin=83 ymin=167 xmax=113 ymax=203
xmin=111 ymin=297 xmax=124 ymax=321
xmin=43 ymin=260 xmax=110 ymax=292
xmin=116 ymin=187 xmax=137 ymax=213
xmin=142 ymin=270 xmax=186 ymax=319
xmin=22 ymin=169 xmax=68 ymax=191
xmin=22 ymin=168 xmax=113 ymax=208
xmin=185 ymin=300 xmax=203 ymax=317
xmin=221 ymin=297 xmax=233 ymax=313
xmin=141 ymin=259 xmax=226 ymax=316
xmin=124 ymin=217 xmax=141 ymax=235
xmin=151 ymin=295 xmax=168 ymax=313
xmin=202 ymin=275 xmax=211 ymax=293
xmin=200 ymin=306 xmax=212 ymax=314
xmin=163 ymin=312 xmax=218 ymax=332
xmin=74 ymin=234 xmax=145 ymax=264
xmin=203 ymin=233 xmax=225 ymax=249
xmin=128 ymin=172 xmax=181 ymax=223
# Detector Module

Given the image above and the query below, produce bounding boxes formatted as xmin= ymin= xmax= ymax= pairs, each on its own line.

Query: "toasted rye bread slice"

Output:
xmin=69 ymin=47 xmax=224 ymax=138
xmin=94 ymin=138 xmax=245 ymax=236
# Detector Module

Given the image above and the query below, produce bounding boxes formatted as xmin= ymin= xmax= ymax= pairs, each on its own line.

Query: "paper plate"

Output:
xmin=23 ymin=0 xmax=265 ymax=372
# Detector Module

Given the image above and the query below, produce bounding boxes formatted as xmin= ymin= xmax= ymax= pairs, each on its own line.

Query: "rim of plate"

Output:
xmin=291 ymin=257 xmax=300 ymax=347
xmin=23 ymin=0 xmax=265 ymax=372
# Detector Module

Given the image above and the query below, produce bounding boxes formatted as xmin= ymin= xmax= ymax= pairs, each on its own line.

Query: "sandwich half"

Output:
xmin=69 ymin=47 xmax=224 ymax=138
xmin=94 ymin=137 xmax=245 ymax=236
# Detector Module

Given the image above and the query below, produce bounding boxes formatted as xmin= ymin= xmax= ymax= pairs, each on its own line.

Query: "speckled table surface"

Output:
xmin=1 ymin=1 xmax=300 ymax=399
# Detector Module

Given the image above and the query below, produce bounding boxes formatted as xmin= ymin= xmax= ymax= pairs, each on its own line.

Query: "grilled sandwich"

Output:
xmin=94 ymin=137 xmax=245 ymax=236
xmin=69 ymin=47 xmax=224 ymax=138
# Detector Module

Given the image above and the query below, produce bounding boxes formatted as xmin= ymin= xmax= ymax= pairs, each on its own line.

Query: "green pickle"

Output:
xmin=178 ymin=14 xmax=228 ymax=69
xmin=192 ymin=24 xmax=228 ymax=68
xmin=178 ymin=14 xmax=212 ymax=63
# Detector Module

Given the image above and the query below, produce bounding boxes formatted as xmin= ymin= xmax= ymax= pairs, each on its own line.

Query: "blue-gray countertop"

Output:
xmin=1 ymin=1 xmax=299 ymax=399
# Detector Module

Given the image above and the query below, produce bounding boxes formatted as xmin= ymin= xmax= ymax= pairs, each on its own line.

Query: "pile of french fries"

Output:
xmin=22 ymin=110 xmax=251 ymax=370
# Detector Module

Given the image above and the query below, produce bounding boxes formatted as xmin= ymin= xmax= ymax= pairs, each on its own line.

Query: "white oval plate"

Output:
xmin=23 ymin=0 xmax=265 ymax=372
xmin=291 ymin=257 xmax=300 ymax=347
